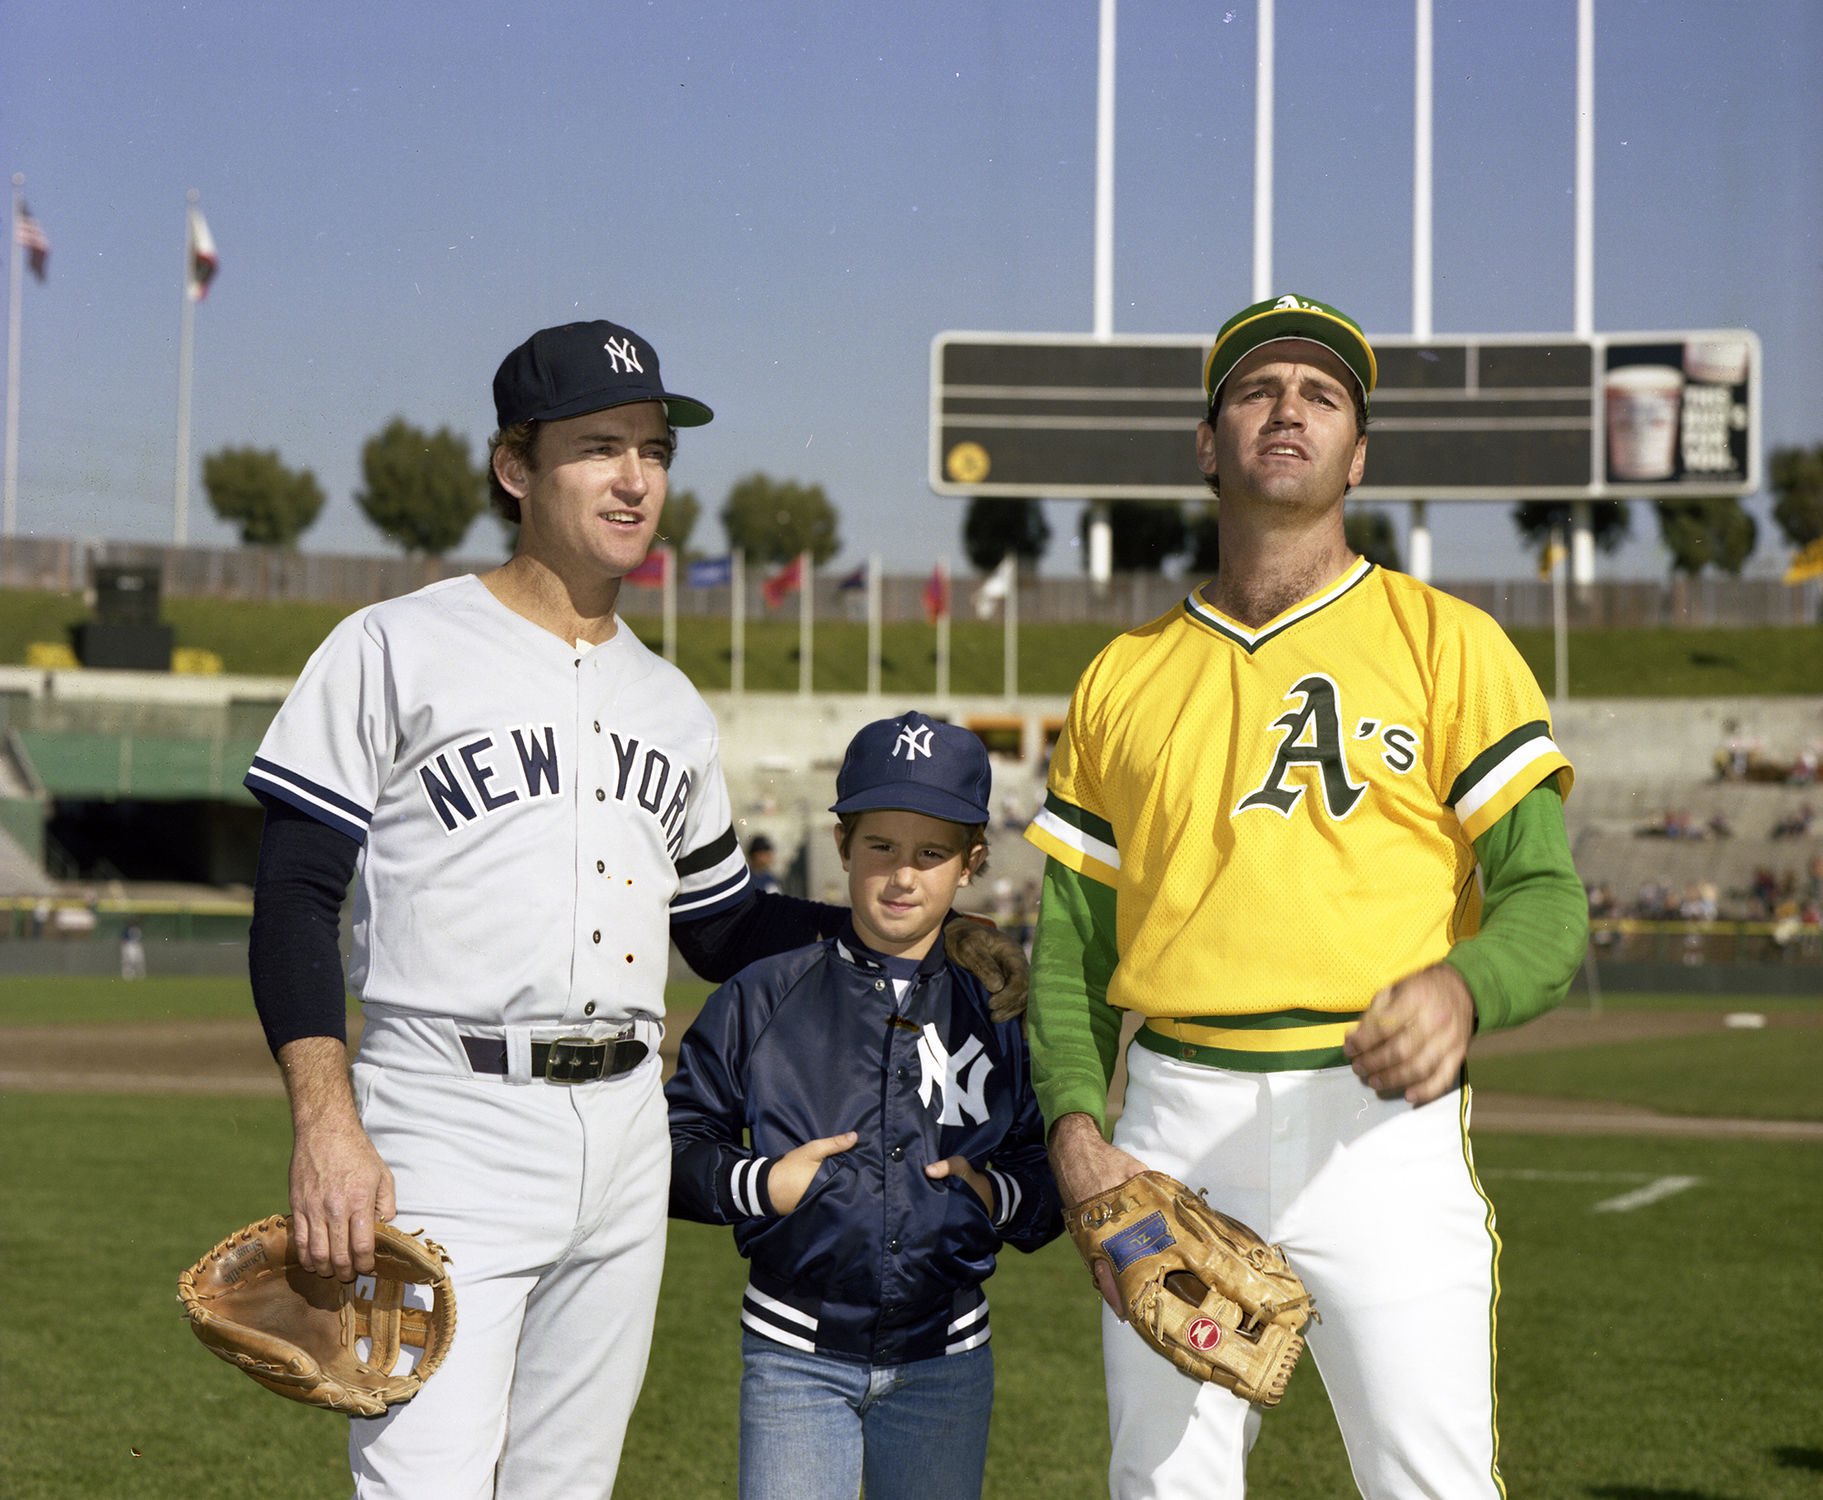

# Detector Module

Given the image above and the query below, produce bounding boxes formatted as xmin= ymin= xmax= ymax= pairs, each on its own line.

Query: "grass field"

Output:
xmin=2 ymin=979 xmax=1820 ymax=1497
xmin=3 ymin=585 xmax=1817 ymax=697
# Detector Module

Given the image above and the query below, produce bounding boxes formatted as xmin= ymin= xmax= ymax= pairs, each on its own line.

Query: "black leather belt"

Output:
xmin=460 ymin=1033 xmax=649 ymax=1084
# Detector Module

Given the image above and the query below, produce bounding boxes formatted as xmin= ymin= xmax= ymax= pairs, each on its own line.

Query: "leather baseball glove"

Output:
xmin=943 ymin=916 xmax=1029 ymax=1022
xmin=177 ymin=1214 xmax=456 ymax=1416
xmin=1066 ymin=1171 xmax=1315 ymax=1406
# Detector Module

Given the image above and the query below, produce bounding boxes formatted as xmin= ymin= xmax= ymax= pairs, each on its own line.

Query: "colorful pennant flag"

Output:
xmin=625 ymin=548 xmax=670 ymax=587
xmin=835 ymin=563 xmax=868 ymax=591
xmin=762 ymin=554 xmax=804 ymax=609
xmin=186 ymin=205 xmax=219 ymax=301
xmin=923 ymin=562 xmax=949 ymax=624
xmin=15 ymin=200 xmax=49 ymax=282
xmin=687 ymin=555 xmax=733 ymax=588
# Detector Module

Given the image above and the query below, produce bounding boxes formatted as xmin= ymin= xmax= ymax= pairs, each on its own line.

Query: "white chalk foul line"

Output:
xmin=1479 ymin=1167 xmax=1703 ymax=1213
xmin=1591 ymin=1175 xmax=1702 ymax=1214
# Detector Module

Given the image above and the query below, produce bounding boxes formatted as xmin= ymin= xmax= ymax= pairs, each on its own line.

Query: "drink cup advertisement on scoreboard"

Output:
xmin=1604 ymin=336 xmax=1754 ymax=489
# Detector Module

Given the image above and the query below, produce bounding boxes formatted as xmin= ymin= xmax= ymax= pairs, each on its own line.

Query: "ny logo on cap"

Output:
xmin=602 ymin=336 xmax=645 ymax=375
xmin=894 ymin=724 xmax=935 ymax=761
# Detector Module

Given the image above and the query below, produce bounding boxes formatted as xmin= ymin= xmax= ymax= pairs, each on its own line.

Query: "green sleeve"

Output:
xmin=1444 ymin=781 xmax=1589 ymax=1034
xmin=1027 ymin=857 xmax=1125 ymax=1134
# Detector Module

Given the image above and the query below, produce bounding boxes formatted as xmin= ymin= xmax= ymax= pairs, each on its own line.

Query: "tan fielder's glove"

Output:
xmin=1065 ymin=1171 xmax=1315 ymax=1406
xmin=178 ymin=1214 xmax=456 ymax=1417
xmin=943 ymin=916 xmax=1029 ymax=1022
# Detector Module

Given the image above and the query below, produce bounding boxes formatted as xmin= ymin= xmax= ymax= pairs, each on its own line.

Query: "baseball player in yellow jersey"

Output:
xmin=1026 ymin=293 xmax=1589 ymax=1499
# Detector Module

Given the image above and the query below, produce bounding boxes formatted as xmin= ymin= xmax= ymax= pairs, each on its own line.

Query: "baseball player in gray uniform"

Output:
xmin=244 ymin=320 xmax=853 ymax=1497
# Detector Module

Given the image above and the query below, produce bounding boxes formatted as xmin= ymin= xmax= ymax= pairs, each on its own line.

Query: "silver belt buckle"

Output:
xmin=544 ymin=1036 xmax=609 ymax=1084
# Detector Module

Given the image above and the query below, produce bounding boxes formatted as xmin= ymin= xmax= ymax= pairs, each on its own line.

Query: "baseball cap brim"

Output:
xmin=829 ymin=785 xmax=991 ymax=824
xmin=528 ymin=388 xmax=714 ymax=428
xmin=1203 ymin=300 xmax=1377 ymax=411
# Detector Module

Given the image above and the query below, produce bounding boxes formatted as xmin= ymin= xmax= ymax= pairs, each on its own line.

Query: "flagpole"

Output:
xmin=935 ymin=555 xmax=951 ymax=701
xmin=731 ymin=550 xmax=746 ymax=696
xmin=172 ymin=189 xmax=201 ymax=546
xmin=661 ymin=545 xmax=677 ymax=663
xmin=4 ymin=174 xmax=25 ymax=540
xmin=1003 ymin=555 xmax=1019 ymax=700
xmin=797 ymin=549 xmax=813 ymax=699
xmin=1550 ymin=525 xmax=1568 ymax=705
xmin=866 ymin=553 xmax=881 ymax=698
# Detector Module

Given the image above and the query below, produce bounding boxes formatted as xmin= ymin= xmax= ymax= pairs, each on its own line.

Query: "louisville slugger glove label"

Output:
xmin=1102 ymin=1210 xmax=1176 ymax=1273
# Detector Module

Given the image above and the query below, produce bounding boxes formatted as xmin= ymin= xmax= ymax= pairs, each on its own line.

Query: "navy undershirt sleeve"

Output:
xmin=670 ymin=890 xmax=847 ymax=981
xmin=248 ymin=797 xmax=359 ymax=1054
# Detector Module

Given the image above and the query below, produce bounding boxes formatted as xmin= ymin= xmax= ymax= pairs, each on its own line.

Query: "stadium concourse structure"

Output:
xmin=0 ymin=664 xmax=1817 ymax=990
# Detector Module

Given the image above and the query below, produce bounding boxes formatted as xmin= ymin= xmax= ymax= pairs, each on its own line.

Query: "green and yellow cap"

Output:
xmin=1202 ymin=293 xmax=1378 ymax=413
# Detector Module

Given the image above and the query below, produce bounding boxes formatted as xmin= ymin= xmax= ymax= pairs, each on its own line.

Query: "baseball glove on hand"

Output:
xmin=177 ymin=1214 xmax=456 ymax=1417
xmin=1066 ymin=1171 xmax=1314 ymax=1406
xmin=943 ymin=916 xmax=1029 ymax=1022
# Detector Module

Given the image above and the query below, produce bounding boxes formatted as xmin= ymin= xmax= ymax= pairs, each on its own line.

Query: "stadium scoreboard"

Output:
xmin=929 ymin=330 xmax=1759 ymax=502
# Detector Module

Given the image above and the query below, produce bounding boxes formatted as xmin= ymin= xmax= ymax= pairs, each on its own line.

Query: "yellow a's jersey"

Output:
xmin=1025 ymin=560 xmax=1572 ymax=1051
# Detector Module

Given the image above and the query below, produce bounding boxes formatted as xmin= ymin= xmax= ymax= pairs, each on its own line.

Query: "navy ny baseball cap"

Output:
xmin=1203 ymin=293 xmax=1377 ymax=414
xmin=830 ymin=711 xmax=992 ymax=825
xmin=493 ymin=319 xmax=714 ymax=430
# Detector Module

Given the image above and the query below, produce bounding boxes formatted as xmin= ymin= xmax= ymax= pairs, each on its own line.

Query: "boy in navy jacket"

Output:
xmin=667 ymin=710 xmax=1062 ymax=1500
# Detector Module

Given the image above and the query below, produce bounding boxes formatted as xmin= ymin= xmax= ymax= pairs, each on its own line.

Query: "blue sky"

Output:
xmin=4 ymin=0 xmax=1819 ymax=581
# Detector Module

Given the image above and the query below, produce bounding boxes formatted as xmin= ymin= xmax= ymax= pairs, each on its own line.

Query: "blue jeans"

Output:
xmin=738 ymin=1330 xmax=995 ymax=1500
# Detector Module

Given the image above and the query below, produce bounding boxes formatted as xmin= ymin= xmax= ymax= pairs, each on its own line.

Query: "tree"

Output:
xmin=356 ymin=418 xmax=484 ymax=557
xmin=1184 ymin=502 xmax=1221 ymax=575
xmin=1343 ymin=508 xmax=1402 ymax=570
xmin=1655 ymin=496 xmax=1757 ymax=575
xmin=719 ymin=473 xmax=840 ymax=565
xmin=1769 ymin=444 xmax=1823 ymax=548
xmin=662 ymin=488 xmax=701 ymax=557
xmin=1510 ymin=500 xmax=1630 ymax=565
xmin=962 ymin=496 xmax=1050 ymax=574
xmin=1076 ymin=499 xmax=1186 ymax=572
xmin=201 ymin=446 xmax=324 ymax=546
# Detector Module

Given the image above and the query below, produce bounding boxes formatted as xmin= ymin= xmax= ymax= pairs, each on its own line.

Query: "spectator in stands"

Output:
xmin=1706 ymin=810 xmax=1733 ymax=838
xmin=1771 ymin=803 xmax=1816 ymax=840
xmin=746 ymin=834 xmax=783 ymax=895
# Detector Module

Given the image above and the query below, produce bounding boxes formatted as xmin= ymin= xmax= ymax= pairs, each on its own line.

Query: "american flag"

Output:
xmin=15 ymin=200 xmax=49 ymax=282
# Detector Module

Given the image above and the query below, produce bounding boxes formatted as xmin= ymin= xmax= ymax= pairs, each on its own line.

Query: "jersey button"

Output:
xmin=874 ymin=979 xmax=886 ymax=992
xmin=584 ymin=1001 xmax=596 ymax=1016
xmin=592 ymin=931 xmax=601 ymax=944
xmin=889 ymin=1145 xmax=904 ymax=1161
xmin=593 ymin=720 xmax=601 ymax=733
xmin=887 ymin=1237 xmax=902 ymax=1254
xmin=596 ymin=861 xmax=605 ymax=874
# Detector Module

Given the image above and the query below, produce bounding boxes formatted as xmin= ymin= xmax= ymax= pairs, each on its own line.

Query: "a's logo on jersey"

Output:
xmin=894 ymin=723 xmax=936 ymax=762
xmin=601 ymin=336 xmax=644 ymax=374
xmin=917 ymin=1024 xmax=993 ymax=1126
xmin=1235 ymin=675 xmax=1367 ymax=820
xmin=419 ymin=724 xmax=563 ymax=834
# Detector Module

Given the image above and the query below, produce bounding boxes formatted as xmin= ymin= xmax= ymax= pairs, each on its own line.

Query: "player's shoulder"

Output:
xmin=1077 ymin=594 xmax=1197 ymax=684
xmin=1366 ymin=566 xmax=1512 ymax=646
xmin=336 ymin=575 xmax=488 ymax=640
xmin=716 ymin=938 xmax=837 ymax=1016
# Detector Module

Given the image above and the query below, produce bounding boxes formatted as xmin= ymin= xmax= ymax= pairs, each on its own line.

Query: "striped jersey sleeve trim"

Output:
xmin=729 ymin=1156 xmax=772 ymax=1217
xmin=244 ymin=759 xmax=372 ymax=845
xmin=1024 ymin=794 xmax=1119 ymax=885
xmin=986 ymin=1166 xmax=1021 ymax=1227
xmin=670 ymin=863 xmax=752 ymax=919
xmin=1451 ymin=724 xmax=1570 ymax=837
xmin=678 ymin=824 xmax=740 ymax=877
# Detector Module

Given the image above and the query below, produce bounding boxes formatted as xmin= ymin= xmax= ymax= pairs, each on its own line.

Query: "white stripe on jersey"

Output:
xmin=1454 ymin=734 xmax=1562 ymax=824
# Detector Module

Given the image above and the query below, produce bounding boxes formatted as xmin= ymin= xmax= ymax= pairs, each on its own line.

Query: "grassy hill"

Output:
xmin=2 ymin=586 xmax=1816 ymax=696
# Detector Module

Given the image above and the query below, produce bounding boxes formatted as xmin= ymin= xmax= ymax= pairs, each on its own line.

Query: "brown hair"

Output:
xmin=486 ymin=421 xmax=539 ymax=525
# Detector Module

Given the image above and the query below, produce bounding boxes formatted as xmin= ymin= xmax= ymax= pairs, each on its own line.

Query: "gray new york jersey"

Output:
xmin=247 ymin=575 xmax=750 ymax=1028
